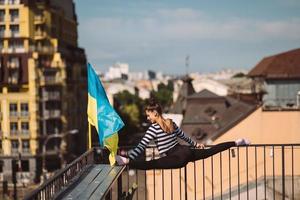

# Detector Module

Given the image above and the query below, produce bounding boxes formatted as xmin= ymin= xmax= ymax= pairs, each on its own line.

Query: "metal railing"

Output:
xmin=24 ymin=148 xmax=95 ymax=200
xmin=117 ymin=144 xmax=300 ymax=200
xmin=24 ymin=144 xmax=300 ymax=200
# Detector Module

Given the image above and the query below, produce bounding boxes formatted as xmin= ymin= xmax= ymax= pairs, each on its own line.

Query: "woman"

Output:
xmin=116 ymin=99 xmax=250 ymax=170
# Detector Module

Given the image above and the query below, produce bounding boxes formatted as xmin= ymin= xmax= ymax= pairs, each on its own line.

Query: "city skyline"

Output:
xmin=74 ymin=0 xmax=300 ymax=74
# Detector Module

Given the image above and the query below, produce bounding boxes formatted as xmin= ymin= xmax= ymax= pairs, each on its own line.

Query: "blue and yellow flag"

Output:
xmin=87 ymin=63 xmax=124 ymax=165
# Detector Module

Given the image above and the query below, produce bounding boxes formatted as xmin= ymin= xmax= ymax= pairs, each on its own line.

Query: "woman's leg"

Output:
xmin=129 ymin=145 xmax=192 ymax=170
xmin=190 ymin=142 xmax=236 ymax=161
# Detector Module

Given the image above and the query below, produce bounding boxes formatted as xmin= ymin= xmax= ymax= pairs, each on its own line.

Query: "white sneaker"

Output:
xmin=116 ymin=155 xmax=129 ymax=165
xmin=235 ymin=138 xmax=251 ymax=146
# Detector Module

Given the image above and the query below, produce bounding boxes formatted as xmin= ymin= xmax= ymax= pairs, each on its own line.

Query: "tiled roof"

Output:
xmin=248 ymin=48 xmax=300 ymax=79
xmin=181 ymin=90 xmax=258 ymax=143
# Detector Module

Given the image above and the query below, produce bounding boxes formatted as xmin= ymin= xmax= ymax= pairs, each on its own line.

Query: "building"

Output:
xmin=145 ymin=49 xmax=300 ymax=199
xmin=0 ymin=0 xmax=87 ymax=184
xmin=104 ymin=62 xmax=129 ymax=80
xmin=248 ymin=48 xmax=300 ymax=109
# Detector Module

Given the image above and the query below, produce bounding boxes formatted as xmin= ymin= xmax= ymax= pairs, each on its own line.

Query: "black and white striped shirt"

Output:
xmin=128 ymin=122 xmax=197 ymax=160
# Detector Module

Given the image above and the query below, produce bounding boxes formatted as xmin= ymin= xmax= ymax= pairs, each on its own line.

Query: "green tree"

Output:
xmin=113 ymin=90 xmax=146 ymax=143
xmin=151 ymin=81 xmax=174 ymax=111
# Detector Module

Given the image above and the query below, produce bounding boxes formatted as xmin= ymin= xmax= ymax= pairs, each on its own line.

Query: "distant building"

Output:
xmin=248 ymin=48 xmax=300 ymax=109
xmin=105 ymin=62 xmax=129 ymax=80
xmin=0 ymin=0 xmax=87 ymax=184
xmin=180 ymin=89 xmax=257 ymax=144
xmin=192 ymin=78 xmax=229 ymax=96
xmin=170 ymin=75 xmax=195 ymax=115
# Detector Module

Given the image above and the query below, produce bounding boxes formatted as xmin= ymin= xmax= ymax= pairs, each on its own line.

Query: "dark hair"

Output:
xmin=145 ymin=98 xmax=162 ymax=115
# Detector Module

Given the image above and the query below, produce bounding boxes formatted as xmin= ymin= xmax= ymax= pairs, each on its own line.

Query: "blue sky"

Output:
xmin=74 ymin=0 xmax=300 ymax=74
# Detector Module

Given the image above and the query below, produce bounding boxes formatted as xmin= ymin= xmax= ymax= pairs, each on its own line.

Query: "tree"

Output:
xmin=151 ymin=81 xmax=174 ymax=111
xmin=113 ymin=90 xmax=147 ymax=145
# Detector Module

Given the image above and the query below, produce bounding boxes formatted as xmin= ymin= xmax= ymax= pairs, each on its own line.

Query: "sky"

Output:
xmin=73 ymin=0 xmax=300 ymax=75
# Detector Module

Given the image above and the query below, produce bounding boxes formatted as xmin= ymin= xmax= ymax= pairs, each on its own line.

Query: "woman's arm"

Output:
xmin=128 ymin=126 xmax=156 ymax=160
xmin=174 ymin=123 xmax=201 ymax=148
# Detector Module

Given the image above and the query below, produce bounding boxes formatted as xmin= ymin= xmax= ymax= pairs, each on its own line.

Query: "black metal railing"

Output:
xmin=116 ymin=144 xmax=300 ymax=200
xmin=24 ymin=144 xmax=300 ymax=200
xmin=24 ymin=148 xmax=95 ymax=200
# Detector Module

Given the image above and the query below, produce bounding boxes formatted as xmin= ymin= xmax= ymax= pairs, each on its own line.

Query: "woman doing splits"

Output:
xmin=116 ymin=99 xmax=250 ymax=170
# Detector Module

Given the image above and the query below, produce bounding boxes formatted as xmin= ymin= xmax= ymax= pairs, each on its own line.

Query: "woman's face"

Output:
xmin=145 ymin=110 xmax=158 ymax=123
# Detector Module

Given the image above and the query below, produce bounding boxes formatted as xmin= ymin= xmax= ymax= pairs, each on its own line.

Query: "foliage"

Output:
xmin=151 ymin=81 xmax=174 ymax=111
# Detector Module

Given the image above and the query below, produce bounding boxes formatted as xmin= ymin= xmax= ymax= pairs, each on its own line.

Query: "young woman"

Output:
xmin=116 ymin=99 xmax=250 ymax=170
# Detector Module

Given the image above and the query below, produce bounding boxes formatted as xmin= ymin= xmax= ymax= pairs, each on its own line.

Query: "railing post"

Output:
xmin=281 ymin=145 xmax=285 ymax=200
xmin=118 ymin=173 xmax=123 ymax=199
xmin=184 ymin=166 xmax=187 ymax=200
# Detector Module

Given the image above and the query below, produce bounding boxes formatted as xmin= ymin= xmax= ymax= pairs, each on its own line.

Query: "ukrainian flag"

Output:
xmin=87 ymin=63 xmax=124 ymax=165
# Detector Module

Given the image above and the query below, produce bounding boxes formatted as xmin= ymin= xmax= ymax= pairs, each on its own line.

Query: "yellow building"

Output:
xmin=0 ymin=0 xmax=87 ymax=184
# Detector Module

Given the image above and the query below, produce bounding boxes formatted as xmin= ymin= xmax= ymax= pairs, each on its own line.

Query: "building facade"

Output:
xmin=0 ymin=0 xmax=87 ymax=184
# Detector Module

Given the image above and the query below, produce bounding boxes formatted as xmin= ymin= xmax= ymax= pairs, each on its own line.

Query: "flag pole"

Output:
xmin=88 ymin=123 xmax=92 ymax=149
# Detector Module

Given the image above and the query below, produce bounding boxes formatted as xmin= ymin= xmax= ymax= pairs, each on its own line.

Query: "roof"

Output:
xmin=170 ymin=75 xmax=195 ymax=114
xmin=181 ymin=90 xmax=258 ymax=143
xmin=248 ymin=48 xmax=300 ymax=79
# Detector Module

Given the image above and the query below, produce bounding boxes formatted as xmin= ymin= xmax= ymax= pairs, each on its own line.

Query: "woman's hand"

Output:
xmin=116 ymin=155 xmax=129 ymax=165
xmin=196 ymin=143 xmax=205 ymax=149
xmin=119 ymin=149 xmax=128 ymax=156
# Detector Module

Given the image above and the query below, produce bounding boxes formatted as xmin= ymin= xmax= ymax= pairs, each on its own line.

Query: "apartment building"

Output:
xmin=0 ymin=0 xmax=87 ymax=183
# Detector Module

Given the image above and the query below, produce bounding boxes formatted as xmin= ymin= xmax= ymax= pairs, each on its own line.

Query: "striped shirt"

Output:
xmin=128 ymin=122 xmax=197 ymax=160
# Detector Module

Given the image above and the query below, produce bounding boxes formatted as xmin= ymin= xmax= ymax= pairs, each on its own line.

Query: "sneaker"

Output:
xmin=116 ymin=155 xmax=129 ymax=165
xmin=235 ymin=138 xmax=251 ymax=146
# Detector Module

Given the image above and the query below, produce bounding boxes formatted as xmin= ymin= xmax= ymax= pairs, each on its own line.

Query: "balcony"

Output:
xmin=7 ymin=47 xmax=25 ymax=53
xmin=21 ymin=148 xmax=30 ymax=154
xmin=43 ymin=110 xmax=61 ymax=119
xmin=35 ymin=46 xmax=54 ymax=54
xmin=34 ymin=31 xmax=46 ymax=40
xmin=20 ymin=111 xmax=29 ymax=118
xmin=11 ymin=148 xmax=19 ymax=155
xmin=40 ymin=76 xmax=62 ymax=86
xmin=20 ymin=130 xmax=30 ymax=136
xmin=0 ymin=0 xmax=21 ymax=5
xmin=10 ymin=16 xmax=19 ymax=23
xmin=7 ymin=60 xmax=20 ymax=69
xmin=10 ymin=130 xmax=19 ymax=136
xmin=42 ymin=92 xmax=61 ymax=101
xmin=25 ymin=144 xmax=300 ymax=200
xmin=9 ymin=111 xmax=19 ymax=118
xmin=34 ymin=15 xmax=45 ymax=24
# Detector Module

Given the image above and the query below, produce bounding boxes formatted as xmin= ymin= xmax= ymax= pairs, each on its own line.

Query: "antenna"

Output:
xmin=185 ymin=55 xmax=189 ymax=76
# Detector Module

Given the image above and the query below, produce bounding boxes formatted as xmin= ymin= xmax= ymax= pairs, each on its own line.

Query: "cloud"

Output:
xmin=80 ymin=8 xmax=300 ymax=43
xmin=78 ymin=8 xmax=300 ymax=72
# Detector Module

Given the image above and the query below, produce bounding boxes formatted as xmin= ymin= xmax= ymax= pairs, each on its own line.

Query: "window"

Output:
xmin=10 ymin=122 xmax=18 ymax=135
xmin=9 ymin=103 xmax=18 ymax=116
xmin=9 ymin=9 xmax=18 ymax=22
xmin=20 ymin=103 xmax=29 ymax=116
xmin=22 ymin=140 xmax=30 ymax=153
xmin=21 ymin=160 xmax=29 ymax=171
xmin=9 ymin=40 xmax=22 ymax=48
xmin=11 ymin=139 xmax=19 ymax=149
xmin=21 ymin=122 xmax=29 ymax=134
xmin=0 ymin=10 xmax=4 ymax=22
xmin=10 ymin=25 xmax=19 ymax=37
xmin=0 ymin=25 xmax=5 ymax=37
xmin=8 ymin=0 xmax=20 ymax=5
xmin=8 ymin=57 xmax=20 ymax=68
xmin=8 ymin=70 xmax=19 ymax=84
